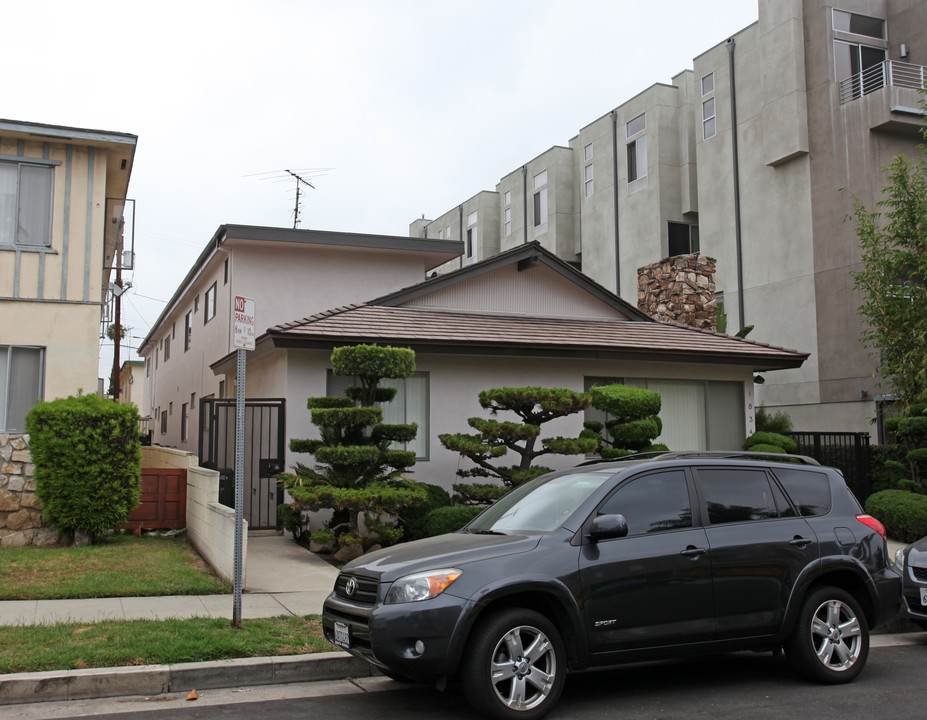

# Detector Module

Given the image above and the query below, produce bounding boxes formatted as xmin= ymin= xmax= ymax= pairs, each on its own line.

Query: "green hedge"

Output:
xmin=871 ymin=445 xmax=916 ymax=493
xmin=424 ymin=506 xmax=484 ymax=536
xmin=743 ymin=432 xmax=797 ymax=454
xmin=397 ymin=483 xmax=451 ymax=542
xmin=25 ymin=393 xmax=141 ymax=542
xmin=864 ymin=489 xmax=927 ymax=543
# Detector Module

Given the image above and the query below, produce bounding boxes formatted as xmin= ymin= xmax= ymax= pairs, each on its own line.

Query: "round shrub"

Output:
xmin=864 ymin=489 xmax=927 ymax=543
xmin=424 ymin=506 xmax=485 ymax=536
xmin=398 ymin=483 xmax=451 ymax=542
xmin=25 ymin=393 xmax=142 ymax=542
xmin=743 ymin=431 xmax=797 ymax=454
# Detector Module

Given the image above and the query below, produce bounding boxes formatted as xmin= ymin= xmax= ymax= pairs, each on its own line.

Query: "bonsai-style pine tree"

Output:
xmin=581 ymin=384 xmax=668 ymax=458
xmin=439 ymin=386 xmax=597 ymax=502
xmin=279 ymin=344 xmax=425 ymax=546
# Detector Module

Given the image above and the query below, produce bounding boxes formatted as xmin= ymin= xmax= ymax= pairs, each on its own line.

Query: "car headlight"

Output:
xmin=384 ymin=568 xmax=462 ymax=604
xmin=894 ymin=547 xmax=906 ymax=575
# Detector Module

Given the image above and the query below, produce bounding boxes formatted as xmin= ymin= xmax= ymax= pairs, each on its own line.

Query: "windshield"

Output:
xmin=466 ymin=468 xmax=616 ymax=534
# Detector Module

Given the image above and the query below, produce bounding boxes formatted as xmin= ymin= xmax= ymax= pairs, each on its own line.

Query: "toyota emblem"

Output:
xmin=345 ymin=577 xmax=357 ymax=597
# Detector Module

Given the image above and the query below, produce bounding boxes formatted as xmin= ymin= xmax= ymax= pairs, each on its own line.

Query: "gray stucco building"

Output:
xmin=410 ymin=0 xmax=927 ymax=434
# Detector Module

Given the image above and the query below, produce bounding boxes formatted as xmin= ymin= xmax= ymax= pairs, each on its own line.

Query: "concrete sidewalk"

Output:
xmin=0 ymin=534 xmax=340 ymax=626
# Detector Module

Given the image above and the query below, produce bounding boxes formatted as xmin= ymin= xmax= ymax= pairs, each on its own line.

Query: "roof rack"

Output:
xmin=579 ymin=450 xmax=821 ymax=467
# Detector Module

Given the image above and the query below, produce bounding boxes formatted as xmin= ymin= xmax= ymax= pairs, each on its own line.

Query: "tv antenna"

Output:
xmin=244 ymin=167 xmax=334 ymax=228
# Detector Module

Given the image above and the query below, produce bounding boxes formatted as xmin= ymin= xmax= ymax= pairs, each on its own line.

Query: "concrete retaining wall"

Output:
xmin=140 ymin=447 xmax=247 ymax=586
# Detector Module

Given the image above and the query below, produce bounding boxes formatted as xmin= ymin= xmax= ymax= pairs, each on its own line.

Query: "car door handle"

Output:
xmin=680 ymin=546 xmax=708 ymax=558
xmin=789 ymin=536 xmax=813 ymax=548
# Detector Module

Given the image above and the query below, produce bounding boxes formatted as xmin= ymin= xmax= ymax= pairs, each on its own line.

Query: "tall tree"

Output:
xmin=851 ymin=144 xmax=927 ymax=406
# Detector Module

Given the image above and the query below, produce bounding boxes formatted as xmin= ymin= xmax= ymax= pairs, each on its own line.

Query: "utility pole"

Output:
xmin=111 ymin=229 xmax=124 ymax=401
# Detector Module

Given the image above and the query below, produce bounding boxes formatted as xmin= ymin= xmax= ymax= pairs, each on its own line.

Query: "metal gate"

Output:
xmin=199 ymin=398 xmax=286 ymax=530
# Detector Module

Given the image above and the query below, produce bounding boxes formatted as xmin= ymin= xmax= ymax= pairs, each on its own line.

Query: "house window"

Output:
xmin=160 ymin=409 xmax=167 ymax=434
xmin=834 ymin=39 xmax=886 ymax=96
xmin=504 ymin=191 xmax=512 ymax=237
xmin=223 ymin=257 xmax=229 ymax=285
xmin=437 ymin=227 xmax=444 ymax=239
xmin=191 ymin=392 xmax=196 ymax=409
xmin=184 ymin=311 xmax=192 ymax=351
xmin=146 ymin=358 xmax=150 ymax=377
xmin=702 ymin=97 xmax=716 ymax=140
xmin=626 ymin=378 xmax=744 ymax=451
xmin=584 ymin=143 xmax=593 ymax=162
xmin=194 ymin=295 xmax=199 ymax=313
xmin=466 ymin=211 xmax=478 ymax=261
xmin=626 ymin=114 xmax=647 ymax=192
xmin=668 ymin=222 xmax=700 ymax=257
xmin=701 ymin=72 xmax=714 ymax=95
xmin=163 ymin=335 xmax=171 ymax=362
xmin=204 ymin=282 xmax=217 ymax=323
xmin=833 ymin=9 xmax=885 ymax=39
xmin=504 ymin=190 xmax=511 ymax=205
xmin=0 ymin=345 xmax=44 ymax=432
xmin=219 ymin=380 xmax=226 ymax=398
xmin=328 ymin=371 xmax=430 ymax=459
xmin=584 ymin=163 xmax=594 ymax=198
xmin=0 ymin=160 xmax=54 ymax=247
xmin=533 ymin=170 xmax=548 ymax=236
xmin=181 ymin=402 xmax=188 ymax=442
xmin=445 ymin=225 xmax=451 ymax=239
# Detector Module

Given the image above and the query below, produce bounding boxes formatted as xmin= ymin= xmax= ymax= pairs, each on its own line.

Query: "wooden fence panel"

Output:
xmin=122 ymin=469 xmax=187 ymax=530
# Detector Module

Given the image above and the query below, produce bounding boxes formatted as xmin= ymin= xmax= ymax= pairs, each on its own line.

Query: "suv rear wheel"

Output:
xmin=460 ymin=608 xmax=566 ymax=720
xmin=786 ymin=585 xmax=869 ymax=683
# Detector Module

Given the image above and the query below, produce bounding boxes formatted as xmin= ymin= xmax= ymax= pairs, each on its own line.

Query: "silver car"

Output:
xmin=894 ymin=536 xmax=927 ymax=630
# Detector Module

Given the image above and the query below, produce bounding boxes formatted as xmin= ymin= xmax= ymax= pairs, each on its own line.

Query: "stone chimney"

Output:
xmin=637 ymin=254 xmax=718 ymax=330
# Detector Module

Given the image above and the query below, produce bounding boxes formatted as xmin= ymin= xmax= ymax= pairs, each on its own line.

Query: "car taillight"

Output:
xmin=856 ymin=514 xmax=886 ymax=540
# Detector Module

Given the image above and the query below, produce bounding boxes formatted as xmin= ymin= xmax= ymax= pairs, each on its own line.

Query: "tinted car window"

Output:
xmin=598 ymin=470 xmax=692 ymax=535
xmin=696 ymin=468 xmax=779 ymax=524
xmin=773 ymin=468 xmax=832 ymax=516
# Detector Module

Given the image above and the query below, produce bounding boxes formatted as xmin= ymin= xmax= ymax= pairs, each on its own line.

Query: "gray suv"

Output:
xmin=322 ymin=452 xmax=900 ymax=720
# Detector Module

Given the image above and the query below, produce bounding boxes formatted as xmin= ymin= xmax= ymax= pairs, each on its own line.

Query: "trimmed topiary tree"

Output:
xmin=25 ymin=393 xmax=142 ymax=544
xmin=743 ymin=431 xmax=798 ymax=455
xmin=884 ymin=403 xmax=927 ymax=492
xmin=581 ymin=384 xmax=668 ymax=458
xmin=439 ymin=387 xmax=597 ymax=502
xmin=278 ymin=344 xmax=427 ymax=547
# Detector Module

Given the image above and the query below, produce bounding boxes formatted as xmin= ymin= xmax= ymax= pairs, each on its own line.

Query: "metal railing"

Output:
xmin=839 ymin=60 xmax=927 ymax=104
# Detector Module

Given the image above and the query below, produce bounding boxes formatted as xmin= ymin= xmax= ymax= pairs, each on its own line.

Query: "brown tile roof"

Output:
xmin=269 ymin=304 xmax=808 ymax=370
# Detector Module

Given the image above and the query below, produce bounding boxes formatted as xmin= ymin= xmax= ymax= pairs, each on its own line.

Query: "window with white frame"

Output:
xmin=533 ymin=170 xmax=548 ymax=236
xmin=181 ymin=402 xmax=188 ymax=442
xmin=626 ymin=114 xmax=647 ymax=190
xmin=0 ymin=160 xmax=54 ymax=247
xmin=0 ymin=345 xmax=44 ymax=432
xmin=701 ymin=72 xmax=714 ymax=96
xmin=437 ymin=227 xmax=444 ymax=239
xmin=163 ymin=334 xmax=171 ymax=362
xmin=160 ymin=408 xmax=167 ymax=434
xmin=702 ymin=76 xmax=716 ymax=140
xmin=466 ymin=211 xmax=478 ymax=261
xmin=204 ymin=282 xmax=217 ymax=323
xmin=445 ymin=225 xmax=451 ymax=239
xmin=327 ymin=371 xmax=430 ymax=458
xmin=832 ymin=8 xmax=885 ymax=39
xmin=504 ymin=191 xmax=512 ymax=236
xmin=184 ymin=311 xmax=192 ymax=351
xmin=584 ymin=143 xmax=593 ymax=162
xmin=584 ymin=163 xmax=594 ymax=198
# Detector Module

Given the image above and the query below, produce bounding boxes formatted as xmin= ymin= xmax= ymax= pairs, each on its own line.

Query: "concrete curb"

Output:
xmin=0 ymin=652 xmax=373 ymax=706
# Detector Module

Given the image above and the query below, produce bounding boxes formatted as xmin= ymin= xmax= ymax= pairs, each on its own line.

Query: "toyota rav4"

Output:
xmin=322 ymin=452 xmax=900 ymax=720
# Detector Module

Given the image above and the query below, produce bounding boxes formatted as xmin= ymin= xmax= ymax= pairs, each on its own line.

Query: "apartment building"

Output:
xmin=410 ymin=0 xmax=927 ymax=433
xmin=0 ymin=119 xmax=137 ymax=432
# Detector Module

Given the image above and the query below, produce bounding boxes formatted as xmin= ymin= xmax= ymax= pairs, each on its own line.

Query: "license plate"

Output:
xmin=921 ymin=588 xmax=927 ymax=607
xmin=334 ymin=621 xmax=351 ymax=649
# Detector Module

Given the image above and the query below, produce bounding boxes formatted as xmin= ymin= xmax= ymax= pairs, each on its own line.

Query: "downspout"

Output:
xmin=522 ymin=165 xmax=529 ymax=245
xmin=611 ymin=110 xmax=621 ymax=296
xmin=727 ymin=37 xmax=746 ymax=331
xmin=458 ymin=205 xmax=464 ymax=268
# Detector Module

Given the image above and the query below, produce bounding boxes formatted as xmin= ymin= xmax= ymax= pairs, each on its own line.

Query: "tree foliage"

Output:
xmin=25 ymin=393 xmax=142 ymax=543
xmin=439 ymin=387 xmax=597 ymax=497
xmin=278 ymin=344 xmax=426 ymax=544
xmin=581 ymin=384 xmax=667 ymax=458
xmin=851 ymin=138 xmax=927 ymax=406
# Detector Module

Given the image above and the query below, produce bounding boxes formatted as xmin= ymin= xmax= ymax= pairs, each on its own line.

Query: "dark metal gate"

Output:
xmin=199 ymin=398 xmax=286 ymax=530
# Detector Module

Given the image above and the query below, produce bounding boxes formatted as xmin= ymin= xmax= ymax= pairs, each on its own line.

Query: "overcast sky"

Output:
xmin=8 ymin=0 xmax=759 ymax=378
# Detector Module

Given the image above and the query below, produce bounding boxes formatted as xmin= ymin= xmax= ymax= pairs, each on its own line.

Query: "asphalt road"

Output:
xmin=12 ymin=640 xmax=927 ymax=720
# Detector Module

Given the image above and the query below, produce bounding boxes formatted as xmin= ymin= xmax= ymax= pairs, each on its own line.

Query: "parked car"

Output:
xmin=322 ymin=452 xmax=900 ymax=720
xmin=893 ymin=536 xmax=927 ymax=630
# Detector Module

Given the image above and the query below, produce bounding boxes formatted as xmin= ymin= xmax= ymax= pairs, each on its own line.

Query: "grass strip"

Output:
xmin=0 ymin=535 xmax=228 ymax=600
xmin=0 ymin=615 xmax=333 ymax=674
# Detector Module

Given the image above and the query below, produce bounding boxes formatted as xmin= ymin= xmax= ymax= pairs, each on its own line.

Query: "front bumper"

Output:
xmin=322 ymin=590 xmax=474 ymax=682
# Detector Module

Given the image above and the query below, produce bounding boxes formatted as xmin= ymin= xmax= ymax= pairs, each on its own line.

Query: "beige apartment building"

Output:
xmin=410 ymin=0 xmax=927 ymax=435
xmin=0 ymin=119 xmax=137 ymax=431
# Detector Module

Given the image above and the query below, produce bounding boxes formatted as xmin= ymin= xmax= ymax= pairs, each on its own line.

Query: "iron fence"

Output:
xmin=783 ymin=431 xmax=872 ymax=501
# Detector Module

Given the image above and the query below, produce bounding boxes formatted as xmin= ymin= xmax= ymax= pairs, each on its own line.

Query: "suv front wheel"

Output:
xmin=786 ymin=585 xmax=869 ymax=684
xmin=461 ymin=608 xmax=566 ymax=720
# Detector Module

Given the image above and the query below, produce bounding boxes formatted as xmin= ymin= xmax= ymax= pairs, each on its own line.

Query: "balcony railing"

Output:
xmin=839 ymin=60 xmax=927 ymax=105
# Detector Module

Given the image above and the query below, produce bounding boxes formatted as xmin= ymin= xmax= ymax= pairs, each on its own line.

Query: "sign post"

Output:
xmin=231 ymin=296 xmax=255 ymax=629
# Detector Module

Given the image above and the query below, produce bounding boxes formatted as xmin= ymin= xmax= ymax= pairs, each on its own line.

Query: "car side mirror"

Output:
xmin=590 ymin=514 xmax=629 ymax=542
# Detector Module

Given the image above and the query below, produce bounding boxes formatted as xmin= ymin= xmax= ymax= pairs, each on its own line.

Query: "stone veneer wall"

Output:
xmin=0 ymin=433 xmax=60 ymax=547
xmin=637 ymin=254 xmax=718 ymax=330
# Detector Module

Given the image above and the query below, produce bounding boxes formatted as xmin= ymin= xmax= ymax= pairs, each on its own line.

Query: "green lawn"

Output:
xmin=0 ymin=534 xmax=228 ymax=600
xmin=0 ymin=616 xmax=331 ymax=674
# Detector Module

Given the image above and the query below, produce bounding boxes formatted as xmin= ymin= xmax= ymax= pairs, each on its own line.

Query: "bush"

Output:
xmin=25 ymin=393 xmax=141 ymax=542
xmin=864 ymin=489 xmax=927 ymax=543
xmin=869 ymin=445 xmax=909 ymax=493
xmin=755 ymin=407 xmax=793 ymax=433
xmin=397 ymin=483 xmax=451 ymax=542
xmin=743 ymin=431 xmax=797 ymax=454
xmin=424 ymin=506 xmax=484 ymax=536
